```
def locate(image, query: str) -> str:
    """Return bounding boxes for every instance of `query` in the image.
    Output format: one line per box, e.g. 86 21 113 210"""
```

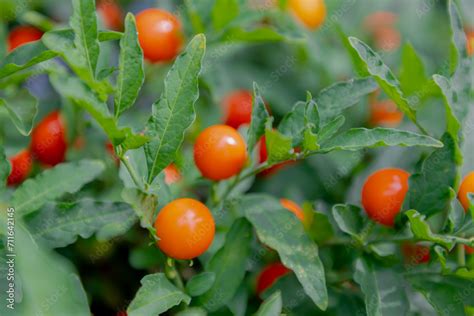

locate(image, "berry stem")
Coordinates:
166 258 185 290
456 243 466 266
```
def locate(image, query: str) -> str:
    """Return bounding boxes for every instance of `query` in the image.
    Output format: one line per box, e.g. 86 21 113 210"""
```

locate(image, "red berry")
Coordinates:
256 262 290 296
222 90 253 129
8 26 43 52
7 149 33 186
31 111 67 167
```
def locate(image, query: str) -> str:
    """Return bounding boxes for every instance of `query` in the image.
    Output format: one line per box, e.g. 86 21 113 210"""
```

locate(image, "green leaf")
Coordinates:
247 82 270 153
336 25 367 76
318 115 345 143
0 145 10 191
50 73 145 147
319 128 442 153
354 257 409 316
198 219 252 311
404 210 455 249
317 78 378 124
114 13 144 117
409 278 466 316
144 34 206 183
348 37 418 126
264 125 295 165
0 221 90 315
42 29 111 100
176 307 208 316
127 273 191 316
25 199 137 248
433 75 462 138
405 133 459 217
332 204 364 241
255 291 282 316
212 0 239 31
98 30 123 41
243 194 328 310
0 41 57 79
399 43 429 96
278 94 319 148
70 0 99 75
12 160 105 216
185 272 216 297
0 89 38 136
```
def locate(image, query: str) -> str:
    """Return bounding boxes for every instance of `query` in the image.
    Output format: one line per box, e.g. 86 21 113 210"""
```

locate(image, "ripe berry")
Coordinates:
256 262 290 296
164 164 181 184
369 100 403 127
7 149 33 186
136 8 183 62
222 90 253 129
154 198 215 260
401 243 430 265
361 168 410 226
458 171 474 211
96 0 123 31
280 198 305 222
31 111 67 166
7 26 43 52
288 0 326 30
194 125 247 180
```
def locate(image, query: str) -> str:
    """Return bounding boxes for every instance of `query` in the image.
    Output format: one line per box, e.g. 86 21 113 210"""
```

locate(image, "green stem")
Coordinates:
120 154 142 189
457 243 466 266
166 258 185 291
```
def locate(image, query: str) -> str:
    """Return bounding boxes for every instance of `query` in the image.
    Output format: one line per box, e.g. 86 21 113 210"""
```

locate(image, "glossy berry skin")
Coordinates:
256 263 290 296
361 168 410 227
280 198 305 222
7 149 33 186
136 8 183 62
194 125 247 180
97 0 123 31
31 111 67 167
288 0 326 30
401 243 430 265
164 164 181 184
8 26 43 52
458 172 474 211
222 90 253 129
154 198 215 260
369 100 403 127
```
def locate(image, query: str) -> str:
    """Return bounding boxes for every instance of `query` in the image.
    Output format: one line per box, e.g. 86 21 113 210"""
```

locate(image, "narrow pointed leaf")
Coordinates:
243 194 328 310
405 133 459 217
247 82 269 153
70 0 99 75
0 41 57 79
12 160 105 216
399 43 429 96
349 37 417 124
198 219 252 311
25 199 138 248
354 257 409 316
264 127 295 165
0 89 38 135
115 13 144 117
50 73 147 147
317 78 378 124
145 34 206 183
319 128 442 153
127 273 191 316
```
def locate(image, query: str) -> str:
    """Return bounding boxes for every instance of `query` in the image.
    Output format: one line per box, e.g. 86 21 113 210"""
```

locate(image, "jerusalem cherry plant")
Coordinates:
0 0 473 315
